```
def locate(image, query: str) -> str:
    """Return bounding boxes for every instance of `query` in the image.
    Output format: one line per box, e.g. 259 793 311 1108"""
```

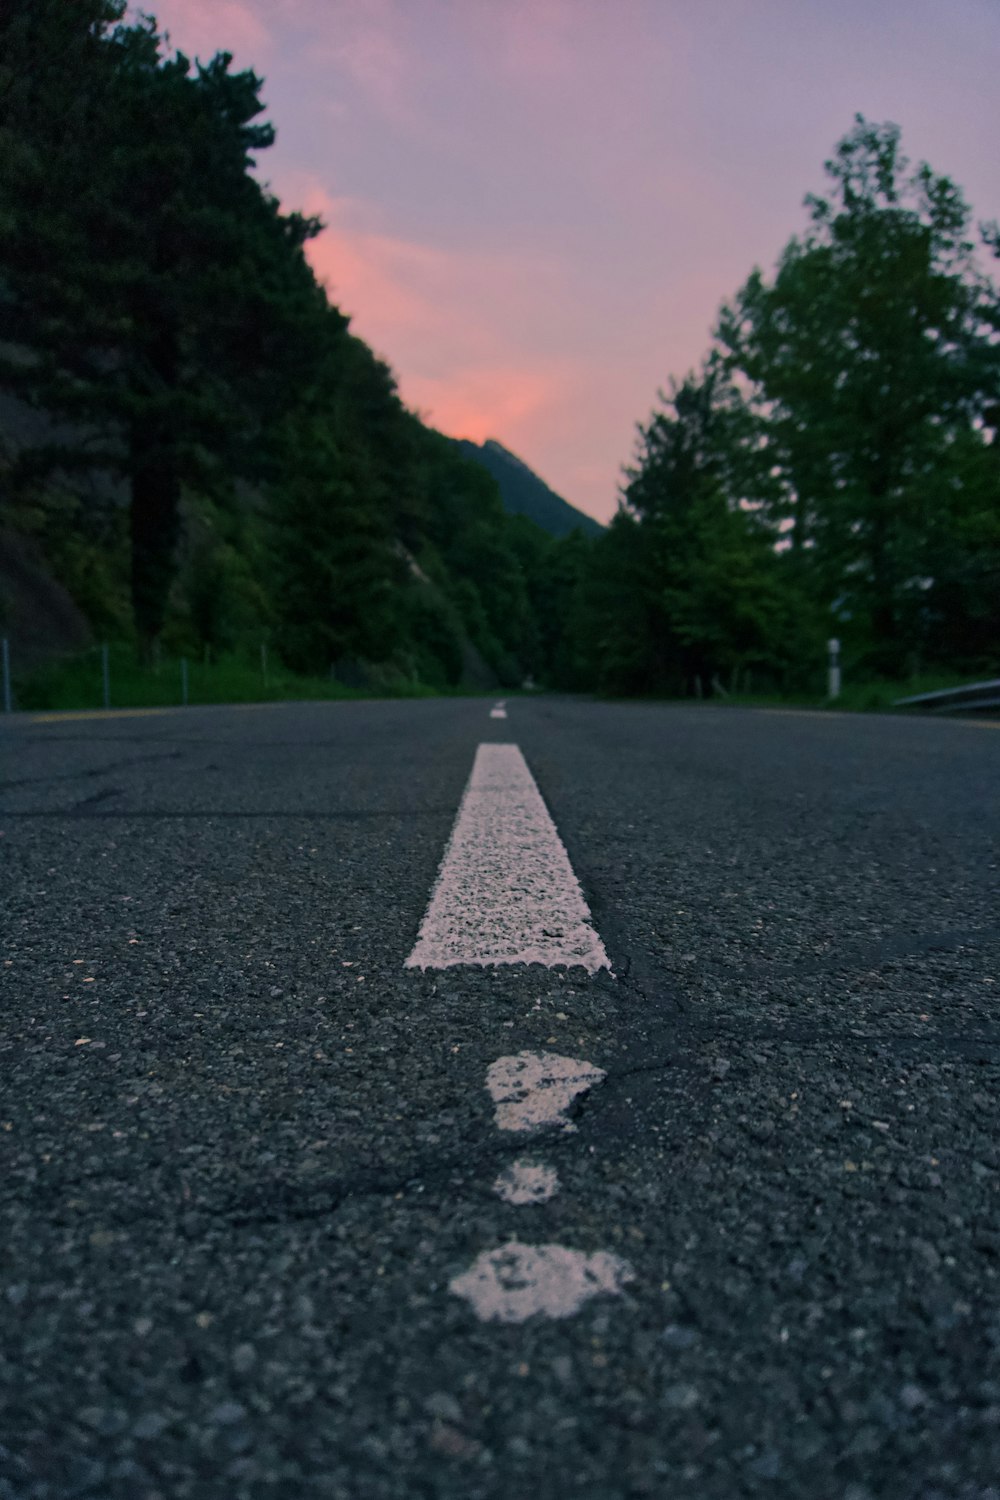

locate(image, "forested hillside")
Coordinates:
1 3 997 704
0 0 587 694
452 440 603 540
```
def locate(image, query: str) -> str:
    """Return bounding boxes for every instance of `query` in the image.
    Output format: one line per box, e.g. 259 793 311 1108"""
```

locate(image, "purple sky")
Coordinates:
149 0 1000 523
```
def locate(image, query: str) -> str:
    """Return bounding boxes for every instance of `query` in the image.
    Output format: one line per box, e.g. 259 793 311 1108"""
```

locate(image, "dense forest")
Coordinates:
0 0 588 694
1 2 998 700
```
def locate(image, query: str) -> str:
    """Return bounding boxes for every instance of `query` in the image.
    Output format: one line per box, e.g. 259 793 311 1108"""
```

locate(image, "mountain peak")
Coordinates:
453 439 603 540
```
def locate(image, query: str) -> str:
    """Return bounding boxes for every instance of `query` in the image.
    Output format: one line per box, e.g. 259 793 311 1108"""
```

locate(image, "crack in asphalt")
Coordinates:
5 1018 995 1235
0 750 182 791
609 1031 1000 1079
0 1089 605 1232
688 926 1000 983
68 786 122 812
601 927 998 1015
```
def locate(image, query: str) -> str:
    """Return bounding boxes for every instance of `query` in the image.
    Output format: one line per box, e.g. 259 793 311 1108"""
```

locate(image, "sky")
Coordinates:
148 0 1000 524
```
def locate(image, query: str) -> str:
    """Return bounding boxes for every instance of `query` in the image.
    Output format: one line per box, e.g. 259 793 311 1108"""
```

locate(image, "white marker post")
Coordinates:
827 638 841 701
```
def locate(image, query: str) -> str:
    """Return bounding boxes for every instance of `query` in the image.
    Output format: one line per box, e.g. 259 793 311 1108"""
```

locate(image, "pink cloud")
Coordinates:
296 185 615 503
149 0 272 63
302 198 436 342
406 363 581 445
327 5 415 121
294 185 652 520
298 183 567 365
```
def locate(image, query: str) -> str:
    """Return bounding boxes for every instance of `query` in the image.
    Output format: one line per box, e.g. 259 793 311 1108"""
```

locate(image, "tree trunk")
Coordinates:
869 502 901 675
130 423 180 662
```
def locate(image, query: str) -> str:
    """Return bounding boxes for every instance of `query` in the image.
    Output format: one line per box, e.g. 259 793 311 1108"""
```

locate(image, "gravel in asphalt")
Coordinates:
1 696 998 1499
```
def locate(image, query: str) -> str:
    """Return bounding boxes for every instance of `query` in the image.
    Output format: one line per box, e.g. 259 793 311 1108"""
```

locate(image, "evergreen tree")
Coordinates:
1 1 324 653
598 365 807 694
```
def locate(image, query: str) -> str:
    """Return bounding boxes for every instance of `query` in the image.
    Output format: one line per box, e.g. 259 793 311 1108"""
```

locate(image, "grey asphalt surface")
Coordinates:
1 695 999 1500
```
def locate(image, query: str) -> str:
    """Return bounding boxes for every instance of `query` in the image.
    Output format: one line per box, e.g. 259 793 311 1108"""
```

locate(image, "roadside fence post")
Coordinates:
181 657 189 706
827 638 841 700
2 638 11 713
101 643 110 709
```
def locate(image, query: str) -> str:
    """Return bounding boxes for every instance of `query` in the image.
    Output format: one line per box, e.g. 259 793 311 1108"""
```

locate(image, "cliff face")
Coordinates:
0 530 92 671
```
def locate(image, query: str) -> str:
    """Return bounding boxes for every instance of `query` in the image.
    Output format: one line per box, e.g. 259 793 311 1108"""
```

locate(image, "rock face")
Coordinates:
0 529 92 673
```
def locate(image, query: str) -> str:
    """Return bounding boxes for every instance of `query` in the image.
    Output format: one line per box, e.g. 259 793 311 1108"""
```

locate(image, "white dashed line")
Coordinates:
493 1160 560 1204
449 1242 632 1323
489 708 507 718
449 1052 629 1323
486 1051 606 1133
405 743 610 972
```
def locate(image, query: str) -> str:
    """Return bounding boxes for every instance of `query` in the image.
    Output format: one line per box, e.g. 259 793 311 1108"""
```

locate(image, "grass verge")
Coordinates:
11 645 465 712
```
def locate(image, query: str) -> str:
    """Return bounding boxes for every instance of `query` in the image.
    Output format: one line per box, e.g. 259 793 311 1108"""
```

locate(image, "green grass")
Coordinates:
597 668 994 715
13 647 991 716
723 669 993 713
12 645 466 713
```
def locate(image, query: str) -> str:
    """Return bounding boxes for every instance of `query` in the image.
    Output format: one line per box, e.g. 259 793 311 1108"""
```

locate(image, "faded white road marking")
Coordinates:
450 1242 632 1323
405 744 610 971
487 1051 605 1133
493 1159 559 1204
489 707 507 718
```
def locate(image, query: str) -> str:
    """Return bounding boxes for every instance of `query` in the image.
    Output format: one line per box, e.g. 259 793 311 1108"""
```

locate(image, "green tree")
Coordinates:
1 0 324 653
717 116 1000 673
599 365 806 695
266 374 405 675
0 0 596 695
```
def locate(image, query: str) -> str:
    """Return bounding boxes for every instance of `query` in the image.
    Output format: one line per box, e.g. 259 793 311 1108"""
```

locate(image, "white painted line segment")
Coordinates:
493 1160 560 1204
405 743 610 971
487 1051 606 1133
489 708 507 718
450 1242 633 1323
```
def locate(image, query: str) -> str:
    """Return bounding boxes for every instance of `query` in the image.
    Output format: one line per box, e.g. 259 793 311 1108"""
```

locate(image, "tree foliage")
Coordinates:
598 117 1000 695
5 15 996 704
0 0 578 687
715 117 1000 675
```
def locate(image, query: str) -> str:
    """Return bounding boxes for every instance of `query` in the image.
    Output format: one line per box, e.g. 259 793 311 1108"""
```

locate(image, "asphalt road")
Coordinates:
1 695 999 1500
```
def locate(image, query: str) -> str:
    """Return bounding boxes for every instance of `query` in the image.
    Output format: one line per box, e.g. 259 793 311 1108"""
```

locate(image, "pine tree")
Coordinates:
1 1 325 653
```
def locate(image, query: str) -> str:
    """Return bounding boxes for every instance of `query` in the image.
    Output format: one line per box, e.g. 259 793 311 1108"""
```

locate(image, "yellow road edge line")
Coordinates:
755 708 845 719
26 701 298 723
28 707 179 723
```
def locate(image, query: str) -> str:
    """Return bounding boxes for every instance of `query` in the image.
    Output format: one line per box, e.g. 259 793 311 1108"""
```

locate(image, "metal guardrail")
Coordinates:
894 679 1000 713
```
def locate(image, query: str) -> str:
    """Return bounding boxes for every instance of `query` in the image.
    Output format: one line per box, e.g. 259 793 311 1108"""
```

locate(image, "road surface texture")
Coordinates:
1 696 999 1499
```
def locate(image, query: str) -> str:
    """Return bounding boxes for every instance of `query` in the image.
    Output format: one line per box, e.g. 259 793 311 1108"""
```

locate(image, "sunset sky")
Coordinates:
147 0 999 523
